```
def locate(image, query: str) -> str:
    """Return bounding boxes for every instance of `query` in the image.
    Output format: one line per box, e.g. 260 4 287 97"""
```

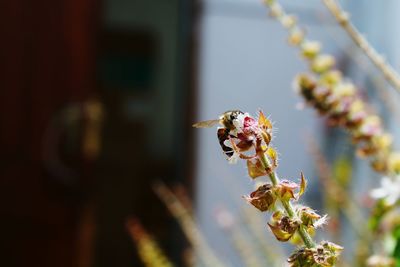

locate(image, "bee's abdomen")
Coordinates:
217 128 234 158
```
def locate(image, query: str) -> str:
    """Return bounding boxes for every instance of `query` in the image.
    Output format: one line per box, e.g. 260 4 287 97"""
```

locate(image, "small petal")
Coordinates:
298 172 307 198
258 110 273 130
266 147 278 168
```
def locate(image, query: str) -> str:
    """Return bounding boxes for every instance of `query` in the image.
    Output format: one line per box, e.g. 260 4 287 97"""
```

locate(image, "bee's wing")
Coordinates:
192 119 220 128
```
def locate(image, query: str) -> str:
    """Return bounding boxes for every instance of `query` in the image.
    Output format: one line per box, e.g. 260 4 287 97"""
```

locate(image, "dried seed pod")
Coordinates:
247 158 268 179
245 183 277 212
288 241 343 267
268 210 300 242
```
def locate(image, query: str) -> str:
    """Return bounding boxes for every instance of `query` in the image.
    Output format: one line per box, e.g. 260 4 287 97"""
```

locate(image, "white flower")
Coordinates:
232 112 248 134
367 255 394 267
228 151 240 164
314 214 329 228
370 176 400 205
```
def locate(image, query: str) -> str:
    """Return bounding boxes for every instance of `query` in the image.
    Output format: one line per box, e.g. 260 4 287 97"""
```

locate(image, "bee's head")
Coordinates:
220 110 244 130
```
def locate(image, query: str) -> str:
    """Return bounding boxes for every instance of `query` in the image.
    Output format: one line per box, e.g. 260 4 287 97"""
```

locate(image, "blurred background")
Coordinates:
1 0 400 266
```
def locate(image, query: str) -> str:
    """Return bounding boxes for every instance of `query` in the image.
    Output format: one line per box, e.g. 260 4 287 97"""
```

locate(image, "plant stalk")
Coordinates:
258 152 316 248
322 0 400 94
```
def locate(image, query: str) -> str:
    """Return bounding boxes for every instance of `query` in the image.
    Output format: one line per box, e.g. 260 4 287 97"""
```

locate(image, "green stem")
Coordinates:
258 152 316 248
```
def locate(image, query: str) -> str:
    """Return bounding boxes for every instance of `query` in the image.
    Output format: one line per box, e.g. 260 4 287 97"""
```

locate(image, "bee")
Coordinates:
193 110 244 158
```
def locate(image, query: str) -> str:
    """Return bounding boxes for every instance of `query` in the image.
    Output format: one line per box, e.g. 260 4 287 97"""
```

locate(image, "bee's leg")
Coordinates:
228 137 257 160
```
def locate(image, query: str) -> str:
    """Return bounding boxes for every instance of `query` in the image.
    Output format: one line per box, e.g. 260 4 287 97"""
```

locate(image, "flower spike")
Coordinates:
194 110 342 266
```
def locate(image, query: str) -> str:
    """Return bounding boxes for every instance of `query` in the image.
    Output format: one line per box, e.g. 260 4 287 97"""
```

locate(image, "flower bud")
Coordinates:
370 158 388 173
354 115 382 141
311 54 335 74
332 82 356 98
293 73 316 97
301 41 321 59
268 4 283 18
263 0 275 5
388 152 400 174
319 70 342 86
288 28 305 46
374 134 393 151
346 99 367 127
276 180 299 201
281 15 297 28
